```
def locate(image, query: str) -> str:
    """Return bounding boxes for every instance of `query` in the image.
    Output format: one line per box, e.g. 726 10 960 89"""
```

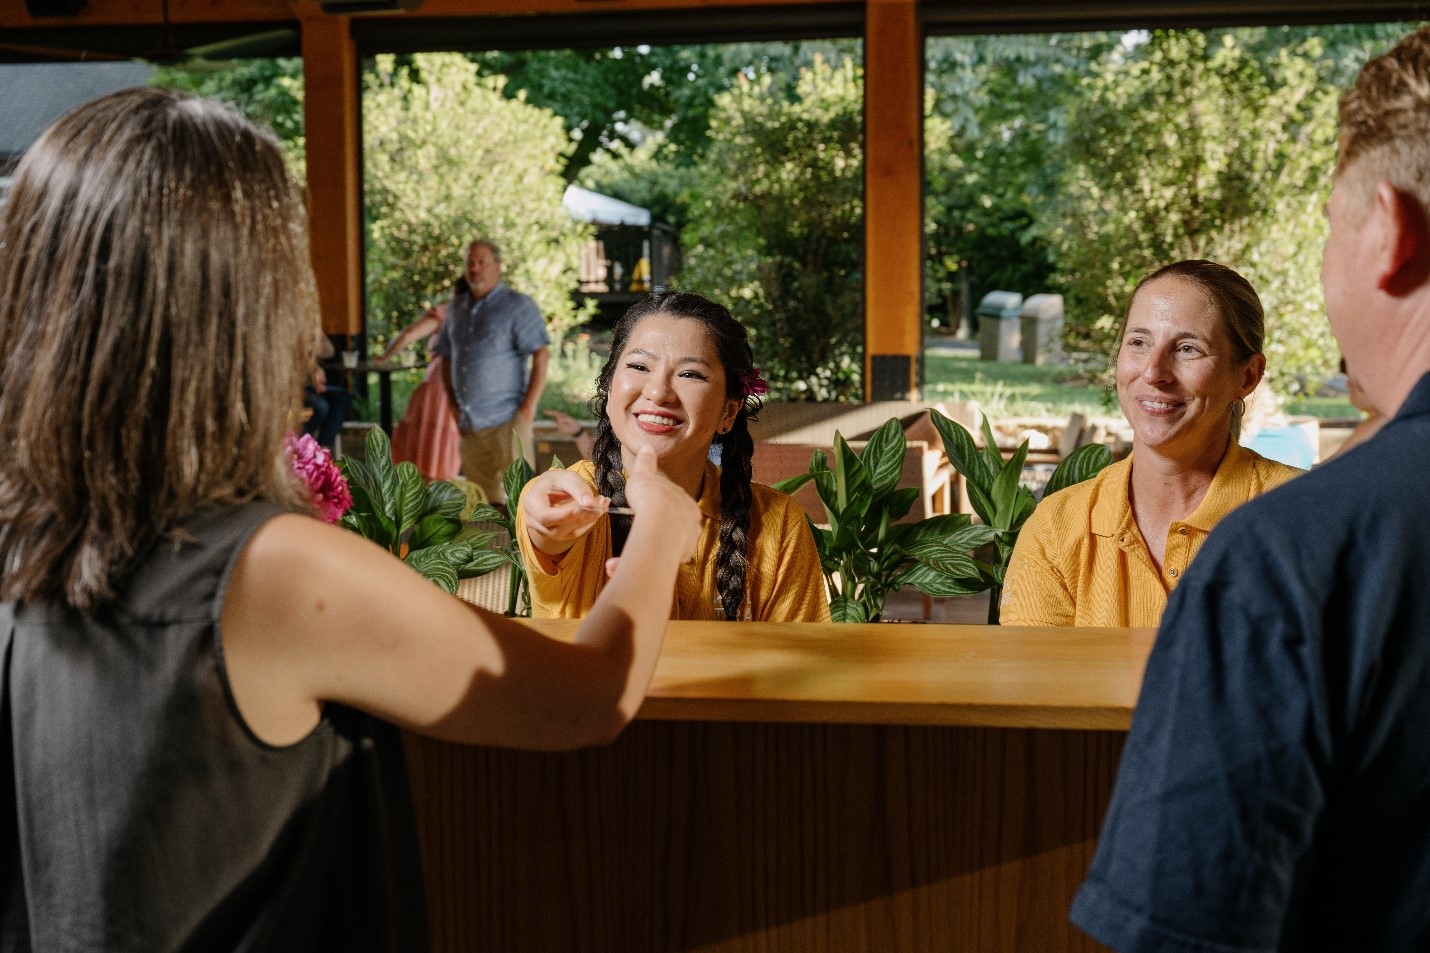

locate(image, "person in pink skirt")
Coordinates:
380 298 462 481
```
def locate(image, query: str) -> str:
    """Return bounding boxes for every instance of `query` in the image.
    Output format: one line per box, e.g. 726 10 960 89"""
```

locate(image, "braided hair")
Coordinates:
590 291 764 620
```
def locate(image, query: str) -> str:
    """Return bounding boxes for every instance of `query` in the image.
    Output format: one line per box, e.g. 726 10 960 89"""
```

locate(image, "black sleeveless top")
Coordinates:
0 503 427 952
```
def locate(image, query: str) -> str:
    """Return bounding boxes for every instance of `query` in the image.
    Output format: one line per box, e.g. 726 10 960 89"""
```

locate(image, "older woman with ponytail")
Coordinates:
519 292 830 622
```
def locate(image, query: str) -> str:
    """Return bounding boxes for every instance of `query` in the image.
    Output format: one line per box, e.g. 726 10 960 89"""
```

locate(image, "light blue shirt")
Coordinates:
431 283 549 432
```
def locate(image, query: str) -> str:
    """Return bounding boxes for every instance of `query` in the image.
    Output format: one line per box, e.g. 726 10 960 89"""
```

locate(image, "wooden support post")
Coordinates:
301 14 363 343
863 0 923 401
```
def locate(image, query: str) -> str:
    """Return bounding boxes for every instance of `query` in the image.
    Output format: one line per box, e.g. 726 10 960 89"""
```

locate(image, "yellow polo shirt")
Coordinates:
1000 443 1302 628
516 459 831 622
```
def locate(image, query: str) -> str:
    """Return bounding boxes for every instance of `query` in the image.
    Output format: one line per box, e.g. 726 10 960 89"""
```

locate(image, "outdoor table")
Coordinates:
403 620 1155 952
324 359 426 434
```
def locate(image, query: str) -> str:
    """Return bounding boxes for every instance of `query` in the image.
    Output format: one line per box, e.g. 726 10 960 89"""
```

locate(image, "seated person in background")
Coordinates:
518 291 831 622
302 361 352 455
380 302 461 481
0 87 701 948
1001 259 1302 627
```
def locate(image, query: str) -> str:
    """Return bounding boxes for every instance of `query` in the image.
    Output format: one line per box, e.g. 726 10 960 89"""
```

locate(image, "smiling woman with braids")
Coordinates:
518 292 830 622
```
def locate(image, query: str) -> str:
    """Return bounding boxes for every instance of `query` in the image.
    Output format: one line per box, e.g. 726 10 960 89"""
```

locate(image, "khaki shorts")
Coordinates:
458 415 534 504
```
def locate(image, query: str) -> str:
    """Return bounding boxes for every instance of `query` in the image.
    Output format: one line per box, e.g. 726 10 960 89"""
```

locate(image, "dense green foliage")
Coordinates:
1046 31 1341 393
924 33 1118 329
678 56 866 400
773 418 996 622
930 412 1112 623
339 428 506 593
363 54 591 351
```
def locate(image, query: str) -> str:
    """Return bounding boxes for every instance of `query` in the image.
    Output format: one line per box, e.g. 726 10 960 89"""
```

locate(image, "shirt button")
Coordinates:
1168 567 1179 578
1177 527 1188 536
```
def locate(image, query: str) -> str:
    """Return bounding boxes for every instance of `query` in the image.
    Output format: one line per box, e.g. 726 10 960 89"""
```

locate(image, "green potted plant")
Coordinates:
927 410 1113 623
463 447 540 617
337 427 508 595
773 417 997 622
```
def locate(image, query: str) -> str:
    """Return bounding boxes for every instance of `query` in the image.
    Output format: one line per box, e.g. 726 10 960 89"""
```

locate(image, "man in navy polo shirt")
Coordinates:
1072 28 1430 952
432 239 549 505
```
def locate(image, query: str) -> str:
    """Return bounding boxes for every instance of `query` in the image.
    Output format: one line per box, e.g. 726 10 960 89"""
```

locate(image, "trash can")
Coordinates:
976 291 1023 362
1019 293 1065 365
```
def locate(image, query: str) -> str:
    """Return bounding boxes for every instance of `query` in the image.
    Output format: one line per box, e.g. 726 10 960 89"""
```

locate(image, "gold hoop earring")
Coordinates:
1231 399 1246 416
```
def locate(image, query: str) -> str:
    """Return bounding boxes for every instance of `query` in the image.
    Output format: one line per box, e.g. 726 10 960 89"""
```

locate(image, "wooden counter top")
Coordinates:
519 619 1156 731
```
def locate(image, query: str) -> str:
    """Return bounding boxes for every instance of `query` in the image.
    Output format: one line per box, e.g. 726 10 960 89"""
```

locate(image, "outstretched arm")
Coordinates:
221 445 698 752
378 306 443 362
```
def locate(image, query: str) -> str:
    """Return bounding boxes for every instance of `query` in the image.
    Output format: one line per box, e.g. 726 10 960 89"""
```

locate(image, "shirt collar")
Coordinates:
1089 440 1260 536
1090 455 1133 538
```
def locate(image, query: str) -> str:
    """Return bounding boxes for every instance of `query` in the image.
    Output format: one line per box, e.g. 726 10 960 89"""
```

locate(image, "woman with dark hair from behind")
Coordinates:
0 87 701 950
517 291 831 622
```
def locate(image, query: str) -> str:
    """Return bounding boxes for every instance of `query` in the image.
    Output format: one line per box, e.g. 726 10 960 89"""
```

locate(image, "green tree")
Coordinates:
680 55 873 400
1046 31 1344 394
362 53 592 353
924 33 1117 328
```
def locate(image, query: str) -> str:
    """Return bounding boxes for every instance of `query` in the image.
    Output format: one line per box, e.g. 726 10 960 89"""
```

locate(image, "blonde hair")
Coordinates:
0 87 318 609
1336 27 1430 215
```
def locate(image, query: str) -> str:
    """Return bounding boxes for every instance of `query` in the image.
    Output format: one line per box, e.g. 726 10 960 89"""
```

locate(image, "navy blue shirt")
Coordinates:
1072 372 1430 953
430 283 548 432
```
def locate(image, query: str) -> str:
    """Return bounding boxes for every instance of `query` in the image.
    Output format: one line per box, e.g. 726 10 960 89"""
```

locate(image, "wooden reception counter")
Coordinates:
403 621 1157 953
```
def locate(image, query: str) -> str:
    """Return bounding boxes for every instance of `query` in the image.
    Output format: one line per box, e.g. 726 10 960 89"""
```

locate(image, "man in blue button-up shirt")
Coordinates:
432 239 550 505
1072 27 1430 953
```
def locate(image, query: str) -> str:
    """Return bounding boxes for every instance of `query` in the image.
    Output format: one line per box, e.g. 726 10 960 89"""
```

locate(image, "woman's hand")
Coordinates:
621 445 701 563
523 468 611 555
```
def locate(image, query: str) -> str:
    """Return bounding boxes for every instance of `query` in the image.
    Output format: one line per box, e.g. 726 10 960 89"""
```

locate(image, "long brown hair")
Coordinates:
0 87 317 610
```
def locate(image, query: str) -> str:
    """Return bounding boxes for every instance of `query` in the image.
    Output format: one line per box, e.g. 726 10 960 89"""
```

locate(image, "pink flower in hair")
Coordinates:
285 433 352 524
740 368 769 398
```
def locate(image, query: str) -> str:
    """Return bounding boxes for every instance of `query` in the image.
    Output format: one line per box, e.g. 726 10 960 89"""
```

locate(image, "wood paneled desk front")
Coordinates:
404 621 1156 952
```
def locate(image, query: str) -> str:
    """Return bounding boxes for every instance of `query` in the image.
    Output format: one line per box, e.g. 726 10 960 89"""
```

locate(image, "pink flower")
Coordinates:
285 433 353 524
740 368 770 398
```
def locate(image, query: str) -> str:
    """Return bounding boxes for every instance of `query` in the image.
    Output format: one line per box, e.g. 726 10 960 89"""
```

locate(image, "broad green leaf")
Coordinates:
338 457 383 521
351 511 395 550
460 549 509 577
403 546 460 593
394 462 425 537
908 545 982 581
501 445 535 517
424 480 468 521
454 527 501 550
408 513 461 550
829 595 869 623
898 563 986 598
859 417 907 495
1044 443 1114 498
832 432 861 511
991 441 1031 531
978 415 1006 482
772 472 817 495
466 503 507 526
549 455 565 470
898 513 974 549
930 410 995 490
364 427 400 521
882 486 920 523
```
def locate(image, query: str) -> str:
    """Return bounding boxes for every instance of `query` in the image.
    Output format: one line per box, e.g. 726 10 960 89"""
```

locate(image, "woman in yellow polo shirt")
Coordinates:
1001 260 1302 627
517 291 830 622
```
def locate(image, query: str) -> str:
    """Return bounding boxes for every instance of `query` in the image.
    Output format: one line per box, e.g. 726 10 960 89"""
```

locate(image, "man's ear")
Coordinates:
1374 182 1430 294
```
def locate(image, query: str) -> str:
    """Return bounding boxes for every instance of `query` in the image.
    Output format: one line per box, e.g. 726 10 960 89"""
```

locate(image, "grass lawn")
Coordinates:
924 348 1361 421
922 349 1112 418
